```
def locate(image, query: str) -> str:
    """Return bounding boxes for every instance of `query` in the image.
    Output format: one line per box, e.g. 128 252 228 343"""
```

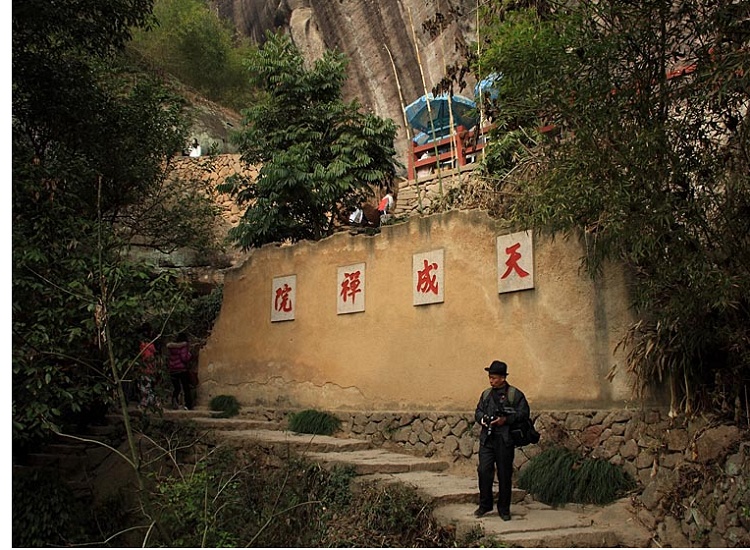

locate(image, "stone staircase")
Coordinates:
164 407 653 547
13 422 128 502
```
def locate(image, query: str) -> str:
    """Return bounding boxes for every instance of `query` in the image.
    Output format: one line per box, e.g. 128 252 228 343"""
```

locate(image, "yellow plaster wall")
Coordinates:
199 210 638 411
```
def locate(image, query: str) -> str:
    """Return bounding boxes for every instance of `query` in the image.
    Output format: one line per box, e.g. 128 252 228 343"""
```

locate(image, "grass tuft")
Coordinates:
209 395 240 418
288 409 341 435
517 447 635 506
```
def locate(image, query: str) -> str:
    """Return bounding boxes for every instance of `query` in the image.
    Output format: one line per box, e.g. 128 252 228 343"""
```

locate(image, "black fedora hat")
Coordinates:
485 360 508 376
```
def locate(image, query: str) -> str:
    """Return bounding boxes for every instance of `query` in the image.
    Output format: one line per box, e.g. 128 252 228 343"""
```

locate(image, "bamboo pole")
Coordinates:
476 0 487 162
385 43 424 214
437 0 457 197
385 44 412 145
404 1 445 196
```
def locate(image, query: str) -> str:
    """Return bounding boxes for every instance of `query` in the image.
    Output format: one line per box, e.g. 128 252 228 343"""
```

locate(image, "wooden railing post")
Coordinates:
456 125 466 167
408 139 416 180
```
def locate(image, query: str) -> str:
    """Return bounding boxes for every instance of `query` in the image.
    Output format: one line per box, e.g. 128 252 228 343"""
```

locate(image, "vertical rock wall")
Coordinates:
213 0 480 163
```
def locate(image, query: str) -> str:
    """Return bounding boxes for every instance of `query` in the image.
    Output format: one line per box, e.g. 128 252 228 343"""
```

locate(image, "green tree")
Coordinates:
220 33 399 249
128 0 257 110
479 1 750 415
12 0 220 452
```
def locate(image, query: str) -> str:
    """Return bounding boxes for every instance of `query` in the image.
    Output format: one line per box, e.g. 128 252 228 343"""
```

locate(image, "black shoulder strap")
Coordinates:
507 386 518 406
481 387 492 404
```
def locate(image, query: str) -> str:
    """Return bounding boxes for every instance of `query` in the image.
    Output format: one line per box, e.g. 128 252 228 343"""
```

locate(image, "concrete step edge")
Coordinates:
306 450 451 476
209 429 372 454
496 525 620 547
352 472 527 507
23 453 84 470
188 418 283 429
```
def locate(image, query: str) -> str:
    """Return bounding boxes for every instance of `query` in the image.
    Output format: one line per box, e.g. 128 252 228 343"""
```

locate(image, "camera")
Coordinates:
482 414 497 436
484 407 516 437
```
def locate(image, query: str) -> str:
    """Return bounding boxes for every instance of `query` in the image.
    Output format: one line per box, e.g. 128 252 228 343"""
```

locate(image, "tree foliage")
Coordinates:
12 0 221 450
219 33 399 249
13 469 88 547
478 0 750 414
128 0 258 110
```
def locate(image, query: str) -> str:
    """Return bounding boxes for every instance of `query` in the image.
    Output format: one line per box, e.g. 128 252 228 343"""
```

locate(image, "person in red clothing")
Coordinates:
377 188 394 217
167 332 193 410
137 325 160 410
376 188 395 226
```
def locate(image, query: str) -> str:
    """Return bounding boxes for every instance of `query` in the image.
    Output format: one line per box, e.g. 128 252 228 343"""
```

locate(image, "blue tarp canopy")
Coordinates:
405 93 478 139
474 72 502 100
412 131 430 145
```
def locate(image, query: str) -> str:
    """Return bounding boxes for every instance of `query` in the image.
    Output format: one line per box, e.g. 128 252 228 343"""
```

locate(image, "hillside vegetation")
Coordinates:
128 0 258 111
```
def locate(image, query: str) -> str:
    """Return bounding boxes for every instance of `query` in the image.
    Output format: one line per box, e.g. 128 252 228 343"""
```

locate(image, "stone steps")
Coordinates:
186 417 283 431
162 407 651 547
355 471 527 506
43 442 93 456
214 428 372 453
433 502 619 546
161 408 286 427
54 428 119 445
23 452 84 472
15 417 130 502
24 440 117 471
307 448 450 475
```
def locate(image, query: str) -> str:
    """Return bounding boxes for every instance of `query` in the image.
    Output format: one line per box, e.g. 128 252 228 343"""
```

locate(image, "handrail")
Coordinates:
408 124 493 180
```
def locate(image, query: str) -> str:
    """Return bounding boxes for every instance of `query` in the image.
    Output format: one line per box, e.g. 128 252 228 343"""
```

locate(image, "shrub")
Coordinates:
128 0 258 110
190 285 223 344
209 395 240 418
287 409 341 435
321 480 452 547
316 464 356 510
517 447 636 506
12 469 86 547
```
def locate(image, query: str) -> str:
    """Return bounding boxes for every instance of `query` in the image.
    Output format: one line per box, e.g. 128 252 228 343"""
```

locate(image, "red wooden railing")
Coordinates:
407 125 493 180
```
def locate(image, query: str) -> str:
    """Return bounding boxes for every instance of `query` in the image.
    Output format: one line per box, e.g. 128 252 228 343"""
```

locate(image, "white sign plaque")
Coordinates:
337 263 366 314
413 249 444 306
271 275 296 322
497 231 534 293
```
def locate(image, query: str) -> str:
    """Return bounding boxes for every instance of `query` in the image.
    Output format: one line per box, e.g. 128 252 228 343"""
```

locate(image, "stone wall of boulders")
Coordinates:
631 418 749 548
241 406 749 548
170 153 257 230
171 154 480 232
392 168 472 218
339 411 478 460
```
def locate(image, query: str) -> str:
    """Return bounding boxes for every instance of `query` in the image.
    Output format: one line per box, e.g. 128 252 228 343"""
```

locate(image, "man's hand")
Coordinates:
491 416 507 426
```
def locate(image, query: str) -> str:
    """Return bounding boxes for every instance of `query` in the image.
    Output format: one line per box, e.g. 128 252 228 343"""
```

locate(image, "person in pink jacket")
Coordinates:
167 333 193 410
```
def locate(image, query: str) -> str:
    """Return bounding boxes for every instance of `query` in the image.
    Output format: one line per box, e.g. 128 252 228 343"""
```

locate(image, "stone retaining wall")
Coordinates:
171 154 483 240
241 405 749 547
332 408 673 479
170 154 256 229
393 168 471 217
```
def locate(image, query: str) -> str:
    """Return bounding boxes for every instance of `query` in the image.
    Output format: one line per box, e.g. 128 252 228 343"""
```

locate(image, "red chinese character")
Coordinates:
340 270 362 303
501 242 530 279
416 259 439 294
274 283 293 312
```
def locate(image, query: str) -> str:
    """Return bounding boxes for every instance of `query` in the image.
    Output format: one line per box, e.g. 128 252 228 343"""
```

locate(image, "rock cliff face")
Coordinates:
213 0 479 160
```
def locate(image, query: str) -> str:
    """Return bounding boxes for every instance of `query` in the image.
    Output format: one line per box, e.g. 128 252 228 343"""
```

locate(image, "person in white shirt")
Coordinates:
349 208 364 225
188 138 201 158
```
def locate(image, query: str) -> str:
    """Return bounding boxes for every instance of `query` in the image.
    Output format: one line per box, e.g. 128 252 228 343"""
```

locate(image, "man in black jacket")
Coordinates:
474 360 530 520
